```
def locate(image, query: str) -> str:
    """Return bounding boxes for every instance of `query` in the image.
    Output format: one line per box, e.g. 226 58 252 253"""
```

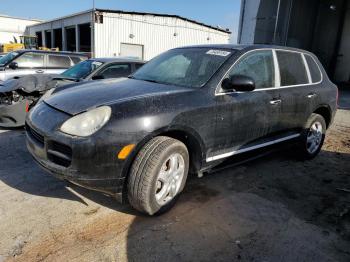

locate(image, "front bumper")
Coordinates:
0 99 28 127
25 103 130 200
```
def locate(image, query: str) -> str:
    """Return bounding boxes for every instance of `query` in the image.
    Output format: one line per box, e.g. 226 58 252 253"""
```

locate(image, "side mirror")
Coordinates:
91 75 104 80
221 75 255 92
9 62 18 70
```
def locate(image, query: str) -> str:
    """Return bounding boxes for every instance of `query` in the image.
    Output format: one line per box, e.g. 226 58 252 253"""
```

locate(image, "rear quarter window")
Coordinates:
47 55 71 68
305 54 322 83
276 51 308 86
70 56 85 64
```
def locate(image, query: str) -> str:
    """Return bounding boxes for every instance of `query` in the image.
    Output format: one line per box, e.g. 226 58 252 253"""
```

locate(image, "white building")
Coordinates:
0 15 41 44
27 9 231 60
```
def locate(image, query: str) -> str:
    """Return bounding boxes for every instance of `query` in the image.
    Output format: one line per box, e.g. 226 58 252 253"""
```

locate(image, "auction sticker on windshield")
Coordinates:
206 50 231 57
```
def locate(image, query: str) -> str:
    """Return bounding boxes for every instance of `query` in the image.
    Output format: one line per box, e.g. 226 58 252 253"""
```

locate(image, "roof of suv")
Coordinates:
14 49 88 56
178 44 311 54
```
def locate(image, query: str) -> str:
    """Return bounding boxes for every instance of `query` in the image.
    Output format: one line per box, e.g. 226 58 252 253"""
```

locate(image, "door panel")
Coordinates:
211 49 282 159
213 89 281 157
6 52 46 79
275 51 312 131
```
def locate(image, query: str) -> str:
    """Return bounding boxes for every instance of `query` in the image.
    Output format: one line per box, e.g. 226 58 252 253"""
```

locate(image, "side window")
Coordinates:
14 53 45 68
135 63 144 70
305 54 322 83
276 51 308 86
97 64 131 79
228 50 275 89
47 55 71 68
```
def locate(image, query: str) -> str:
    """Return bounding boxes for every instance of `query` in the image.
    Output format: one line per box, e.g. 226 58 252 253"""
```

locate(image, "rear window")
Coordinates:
97 64 131 78
276 51 308 86
305 54 322 83
48 55 71 68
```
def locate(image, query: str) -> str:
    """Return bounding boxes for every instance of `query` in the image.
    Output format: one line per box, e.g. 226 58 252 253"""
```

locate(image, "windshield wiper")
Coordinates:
140 78 161 84
128 76 160 83
53 76 79 82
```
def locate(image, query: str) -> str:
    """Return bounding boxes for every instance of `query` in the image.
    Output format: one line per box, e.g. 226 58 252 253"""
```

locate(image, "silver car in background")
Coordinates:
0 57 144 127
0 50 88 83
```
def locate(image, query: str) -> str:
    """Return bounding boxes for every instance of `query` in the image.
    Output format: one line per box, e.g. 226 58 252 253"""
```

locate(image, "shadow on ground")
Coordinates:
1 113 349 261
0 129 134 213
123 149 350 261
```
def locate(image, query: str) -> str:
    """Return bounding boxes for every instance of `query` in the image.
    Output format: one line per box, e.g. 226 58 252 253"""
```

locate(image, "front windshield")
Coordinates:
0 52 19 66
61 60 104 79
132 48 234 88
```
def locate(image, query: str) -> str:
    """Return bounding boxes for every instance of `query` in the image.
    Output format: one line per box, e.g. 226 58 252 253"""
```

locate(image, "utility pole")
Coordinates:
91 0 95 57
273 0 281 44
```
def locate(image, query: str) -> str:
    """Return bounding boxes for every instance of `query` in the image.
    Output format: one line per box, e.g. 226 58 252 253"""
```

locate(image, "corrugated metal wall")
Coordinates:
94 12 230 60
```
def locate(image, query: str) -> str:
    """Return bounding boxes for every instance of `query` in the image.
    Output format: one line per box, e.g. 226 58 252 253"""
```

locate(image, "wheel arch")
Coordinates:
120 126 206 201
313 105 332 128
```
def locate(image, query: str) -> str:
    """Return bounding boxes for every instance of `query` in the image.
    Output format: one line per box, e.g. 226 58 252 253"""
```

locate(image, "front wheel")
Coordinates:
127 136 189 215
297 113 326 160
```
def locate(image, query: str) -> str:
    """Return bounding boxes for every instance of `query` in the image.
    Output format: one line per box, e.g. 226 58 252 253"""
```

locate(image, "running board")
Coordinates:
206 133 301 162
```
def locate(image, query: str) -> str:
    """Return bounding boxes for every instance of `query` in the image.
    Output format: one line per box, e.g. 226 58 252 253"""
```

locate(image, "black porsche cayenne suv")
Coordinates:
26 45 338 215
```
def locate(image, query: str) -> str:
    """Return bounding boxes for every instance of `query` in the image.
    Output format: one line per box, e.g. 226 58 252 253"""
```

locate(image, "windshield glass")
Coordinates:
61 60 104 79
132 48 233 88
0 52 19 66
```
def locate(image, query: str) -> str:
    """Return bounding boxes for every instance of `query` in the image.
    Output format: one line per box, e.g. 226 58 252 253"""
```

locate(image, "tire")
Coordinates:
297 113 326 160
127 136 189 215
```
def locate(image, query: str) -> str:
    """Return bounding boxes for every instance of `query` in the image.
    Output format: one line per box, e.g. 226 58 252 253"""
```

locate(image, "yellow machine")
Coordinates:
38 47 60 51
0 43 24 53
0 35 39 53
20 35 38 49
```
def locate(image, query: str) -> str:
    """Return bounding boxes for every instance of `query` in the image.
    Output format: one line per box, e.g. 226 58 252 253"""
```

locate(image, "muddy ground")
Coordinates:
0 90 349 262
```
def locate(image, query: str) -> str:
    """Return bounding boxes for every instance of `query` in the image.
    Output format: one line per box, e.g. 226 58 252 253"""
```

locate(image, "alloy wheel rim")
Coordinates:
155 153 185 206
306 121 323 154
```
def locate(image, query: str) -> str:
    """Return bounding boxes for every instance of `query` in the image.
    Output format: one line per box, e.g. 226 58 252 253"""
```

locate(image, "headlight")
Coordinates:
60 106 112 137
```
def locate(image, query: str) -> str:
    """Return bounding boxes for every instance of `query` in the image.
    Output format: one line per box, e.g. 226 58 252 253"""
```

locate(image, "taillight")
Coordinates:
25 101 29 112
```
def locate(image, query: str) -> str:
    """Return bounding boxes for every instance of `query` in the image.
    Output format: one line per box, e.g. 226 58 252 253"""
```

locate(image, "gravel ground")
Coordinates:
0 91 349 262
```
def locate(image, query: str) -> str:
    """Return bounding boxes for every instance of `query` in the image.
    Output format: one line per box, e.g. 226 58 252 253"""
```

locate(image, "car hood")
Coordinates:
0 74 61 93
44 78 193 115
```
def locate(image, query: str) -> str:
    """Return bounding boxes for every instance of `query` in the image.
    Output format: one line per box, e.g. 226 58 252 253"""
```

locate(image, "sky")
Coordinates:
1 0 241 43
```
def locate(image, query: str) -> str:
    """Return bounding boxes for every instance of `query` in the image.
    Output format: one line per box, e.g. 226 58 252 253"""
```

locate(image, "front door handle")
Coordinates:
36 70 44 73
307 93 317 98
270 99 282 105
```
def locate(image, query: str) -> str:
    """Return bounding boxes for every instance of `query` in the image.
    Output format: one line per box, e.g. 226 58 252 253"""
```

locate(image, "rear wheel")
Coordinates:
297 113 326 160
127 136 189 215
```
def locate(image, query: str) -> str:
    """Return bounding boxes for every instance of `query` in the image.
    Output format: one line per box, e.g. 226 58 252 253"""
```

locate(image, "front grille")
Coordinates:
47 141 72 167
26 124 44 146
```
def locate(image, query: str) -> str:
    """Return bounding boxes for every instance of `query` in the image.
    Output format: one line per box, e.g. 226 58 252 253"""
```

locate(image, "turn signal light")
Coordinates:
118 144 135 159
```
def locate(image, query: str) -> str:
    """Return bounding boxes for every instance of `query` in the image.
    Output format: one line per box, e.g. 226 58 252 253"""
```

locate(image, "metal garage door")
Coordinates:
120 43 144 60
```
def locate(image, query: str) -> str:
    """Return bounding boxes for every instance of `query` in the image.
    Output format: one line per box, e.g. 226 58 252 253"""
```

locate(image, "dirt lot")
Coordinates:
0 91 349 262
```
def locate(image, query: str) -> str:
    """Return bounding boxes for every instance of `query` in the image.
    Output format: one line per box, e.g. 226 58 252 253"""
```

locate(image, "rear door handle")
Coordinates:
270 99 282 105
307 93 317 98
36 70 44 73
